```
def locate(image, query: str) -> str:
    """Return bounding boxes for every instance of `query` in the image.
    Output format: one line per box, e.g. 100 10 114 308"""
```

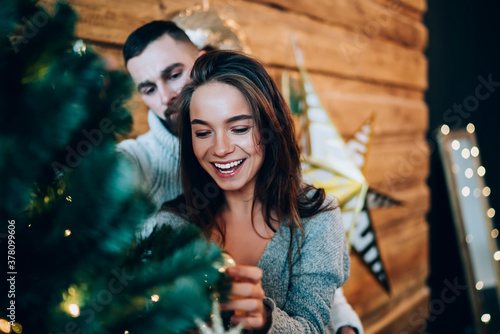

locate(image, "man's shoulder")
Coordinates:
116 130 156 157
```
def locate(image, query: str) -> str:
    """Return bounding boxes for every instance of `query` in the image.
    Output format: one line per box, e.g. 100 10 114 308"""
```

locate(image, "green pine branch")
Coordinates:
1 1 230 333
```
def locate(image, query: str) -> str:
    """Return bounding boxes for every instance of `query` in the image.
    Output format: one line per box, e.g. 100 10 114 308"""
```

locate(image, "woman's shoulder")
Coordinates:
303 194 343 234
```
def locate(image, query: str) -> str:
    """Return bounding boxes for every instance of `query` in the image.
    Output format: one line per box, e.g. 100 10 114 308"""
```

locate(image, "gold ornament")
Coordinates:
168 5 249 53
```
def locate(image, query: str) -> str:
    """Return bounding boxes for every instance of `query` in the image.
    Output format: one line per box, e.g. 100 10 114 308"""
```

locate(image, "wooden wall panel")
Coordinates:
244 0 427 49
70 0 427 89
68 0 430 332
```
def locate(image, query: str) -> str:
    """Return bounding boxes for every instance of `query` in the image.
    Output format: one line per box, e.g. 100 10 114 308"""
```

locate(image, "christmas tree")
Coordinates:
0 1 228 333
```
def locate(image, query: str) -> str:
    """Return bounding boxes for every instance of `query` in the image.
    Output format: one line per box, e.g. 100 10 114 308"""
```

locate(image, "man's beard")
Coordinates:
162 107 180 137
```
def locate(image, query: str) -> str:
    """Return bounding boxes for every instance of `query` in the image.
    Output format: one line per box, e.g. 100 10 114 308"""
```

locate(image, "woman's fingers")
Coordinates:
220 265 270 330
227 265 263 283
231 313 266 330
230 282 265 299
220 297 263 313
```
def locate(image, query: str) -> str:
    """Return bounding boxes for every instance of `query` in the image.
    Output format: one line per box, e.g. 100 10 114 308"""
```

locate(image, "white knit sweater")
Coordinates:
117 110 182 209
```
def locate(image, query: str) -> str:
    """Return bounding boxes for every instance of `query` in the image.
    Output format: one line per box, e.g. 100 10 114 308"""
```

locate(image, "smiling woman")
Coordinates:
155 50 350 332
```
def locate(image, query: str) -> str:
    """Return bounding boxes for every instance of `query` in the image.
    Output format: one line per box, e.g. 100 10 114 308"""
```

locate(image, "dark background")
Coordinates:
425 0 500 332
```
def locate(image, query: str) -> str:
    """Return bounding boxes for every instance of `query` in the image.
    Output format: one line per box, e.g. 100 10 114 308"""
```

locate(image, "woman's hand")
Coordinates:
220 265 271 331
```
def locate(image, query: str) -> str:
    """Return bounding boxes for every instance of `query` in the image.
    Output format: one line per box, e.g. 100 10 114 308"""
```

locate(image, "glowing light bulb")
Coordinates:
492 229 499 239
483 187 491 197
69 304 80 317
11 322 22 334
66 196 72 202
466 123 475 133
461 148 470 159
471 146 479 157
476 281 484 290
452 140 460 150
0 319 11 334
487 208 495 218
462 187 470 197
465 168 473 178
441 124 450 135
65 229 71 237
465 234 473 243
478 166 486 176
481 314 491 323
151 294 160 302
494 251 500 261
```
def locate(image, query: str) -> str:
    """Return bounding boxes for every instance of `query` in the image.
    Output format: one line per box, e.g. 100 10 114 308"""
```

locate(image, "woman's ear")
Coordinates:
197 50 207 58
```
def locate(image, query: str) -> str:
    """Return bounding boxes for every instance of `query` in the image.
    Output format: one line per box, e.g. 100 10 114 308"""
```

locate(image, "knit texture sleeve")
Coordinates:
116 138 152 192
330 288 363 334
266 206 350 334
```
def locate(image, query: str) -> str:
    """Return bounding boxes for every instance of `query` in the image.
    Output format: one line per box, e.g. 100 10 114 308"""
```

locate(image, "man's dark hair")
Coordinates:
123 21 194 66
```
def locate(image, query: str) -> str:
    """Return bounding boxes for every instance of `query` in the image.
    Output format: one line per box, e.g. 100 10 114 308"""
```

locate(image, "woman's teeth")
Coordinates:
214 160 243 173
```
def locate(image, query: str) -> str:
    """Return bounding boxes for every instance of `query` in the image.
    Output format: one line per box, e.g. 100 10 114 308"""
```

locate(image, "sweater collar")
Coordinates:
148 110 179 152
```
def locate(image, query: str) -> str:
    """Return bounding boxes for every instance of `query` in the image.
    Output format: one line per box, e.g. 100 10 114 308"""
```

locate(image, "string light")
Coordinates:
476 281 484 290
494 251 500 261
151 294 160 302
477 166 486 176
481 314 491 323
441 124 450 135
465 168 473 178
44 196 50 204
483 187 491 197
487 208 495 218
462 187 470 197
65 229 71 237
492 229 499 239
465 234 473 244
452 140 460 150
68 304 80 317
66 196 72 202
11 322 22 334
473 188 481 198
466 123 475 133
461 148 470 159
471 146 479 157
0 319 11 333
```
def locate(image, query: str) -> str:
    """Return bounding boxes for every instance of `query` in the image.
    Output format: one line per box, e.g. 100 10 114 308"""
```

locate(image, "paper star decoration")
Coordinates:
287 36 399 292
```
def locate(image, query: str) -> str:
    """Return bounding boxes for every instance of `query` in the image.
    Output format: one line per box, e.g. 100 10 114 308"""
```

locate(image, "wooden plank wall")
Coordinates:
66 0 430 332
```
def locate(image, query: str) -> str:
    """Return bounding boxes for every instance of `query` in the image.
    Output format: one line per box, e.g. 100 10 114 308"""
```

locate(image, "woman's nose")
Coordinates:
213 133 234 156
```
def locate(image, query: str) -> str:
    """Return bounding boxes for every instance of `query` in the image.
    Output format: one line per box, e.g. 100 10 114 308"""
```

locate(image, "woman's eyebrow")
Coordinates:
191 114 253 125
